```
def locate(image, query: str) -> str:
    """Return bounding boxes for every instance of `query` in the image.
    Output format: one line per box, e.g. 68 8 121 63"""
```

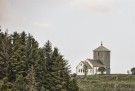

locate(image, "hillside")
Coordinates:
77 74 135 91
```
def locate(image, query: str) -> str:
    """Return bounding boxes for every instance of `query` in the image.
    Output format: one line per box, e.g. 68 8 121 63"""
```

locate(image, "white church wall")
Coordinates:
85 60 95 75
93 67 100 74
77 61 108 75
76 62 85 75
76 60 96 75
87 69 94 75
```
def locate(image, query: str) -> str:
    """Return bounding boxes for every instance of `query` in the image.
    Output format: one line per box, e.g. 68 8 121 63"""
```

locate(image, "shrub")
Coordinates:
131 67 135 75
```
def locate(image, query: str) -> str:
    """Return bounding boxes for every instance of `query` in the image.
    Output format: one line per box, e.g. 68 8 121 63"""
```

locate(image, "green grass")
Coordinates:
77 74 135 91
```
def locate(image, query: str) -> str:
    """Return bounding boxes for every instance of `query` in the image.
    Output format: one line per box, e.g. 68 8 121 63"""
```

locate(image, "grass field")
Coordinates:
77 74 135 91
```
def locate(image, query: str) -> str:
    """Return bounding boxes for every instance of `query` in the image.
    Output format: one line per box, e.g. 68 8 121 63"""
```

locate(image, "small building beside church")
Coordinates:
76 43 111 75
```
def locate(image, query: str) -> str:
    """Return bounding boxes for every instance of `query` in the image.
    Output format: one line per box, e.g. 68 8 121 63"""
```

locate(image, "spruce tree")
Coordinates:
51 47 66 91
68 77 79 91
10 32 26 81
26 33 39 68
34 48 46 90
42 40 53 90
0 29 79 91
0 30 12 80
25 65 37 91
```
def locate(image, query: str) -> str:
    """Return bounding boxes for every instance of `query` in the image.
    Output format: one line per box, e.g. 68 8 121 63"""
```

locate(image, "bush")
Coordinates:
131 67 135 75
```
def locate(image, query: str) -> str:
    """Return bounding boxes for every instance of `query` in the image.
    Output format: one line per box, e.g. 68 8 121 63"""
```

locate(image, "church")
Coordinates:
76 43 111 75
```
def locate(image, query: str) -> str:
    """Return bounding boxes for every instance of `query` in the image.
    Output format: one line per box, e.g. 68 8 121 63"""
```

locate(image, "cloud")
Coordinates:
70 0 113 12
0 0 13 22
32 21 49 29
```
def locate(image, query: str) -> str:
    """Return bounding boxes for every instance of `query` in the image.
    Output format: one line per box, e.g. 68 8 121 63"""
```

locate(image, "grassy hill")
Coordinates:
77 74 135 91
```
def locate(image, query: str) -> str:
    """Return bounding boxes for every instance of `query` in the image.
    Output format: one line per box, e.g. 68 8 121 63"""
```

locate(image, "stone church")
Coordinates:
76 43 110 75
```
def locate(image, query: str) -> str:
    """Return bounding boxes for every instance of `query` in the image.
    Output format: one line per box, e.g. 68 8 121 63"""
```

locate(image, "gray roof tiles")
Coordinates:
94 45 110 52
81 61 92 69
87 59 104 67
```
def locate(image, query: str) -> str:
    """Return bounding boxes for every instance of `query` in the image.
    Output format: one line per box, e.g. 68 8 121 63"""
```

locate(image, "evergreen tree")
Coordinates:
38 41 72 91
25 65 37 91
12 74 27 91
26 33 39 68
42 41 53 90
0 77 12 91
0 30 12 80
0 29 79 91
10 32 26 81
68 78 79 91
10 32 39 81
34 48 46 90
51 47 68 91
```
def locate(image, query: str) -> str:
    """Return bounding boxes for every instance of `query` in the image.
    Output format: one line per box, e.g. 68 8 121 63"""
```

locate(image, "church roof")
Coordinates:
81 61 92 69
94 45 110 52
87 59 104 67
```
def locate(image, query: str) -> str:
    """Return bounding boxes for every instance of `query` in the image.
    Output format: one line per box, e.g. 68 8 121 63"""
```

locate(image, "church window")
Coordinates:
79 69 80 72
81 69 82 72
98 52 99 56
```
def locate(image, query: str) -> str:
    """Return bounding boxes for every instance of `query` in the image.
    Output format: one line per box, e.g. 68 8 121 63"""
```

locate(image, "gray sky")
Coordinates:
0 0 135 74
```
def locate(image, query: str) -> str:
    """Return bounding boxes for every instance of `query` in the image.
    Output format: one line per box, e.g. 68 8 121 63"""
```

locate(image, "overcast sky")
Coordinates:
0 0 135 74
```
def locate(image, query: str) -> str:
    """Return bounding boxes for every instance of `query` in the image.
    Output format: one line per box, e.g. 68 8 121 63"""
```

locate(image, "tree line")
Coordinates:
0 29 78 91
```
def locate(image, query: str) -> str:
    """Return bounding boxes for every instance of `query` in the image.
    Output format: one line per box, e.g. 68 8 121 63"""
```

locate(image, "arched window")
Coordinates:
81 69 82 72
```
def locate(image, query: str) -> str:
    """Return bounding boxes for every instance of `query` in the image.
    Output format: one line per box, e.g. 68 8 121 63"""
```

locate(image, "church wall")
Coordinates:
87 69 93 75
76 61 94 75
76 62 85 75
104 52 110 74
93 51 110 74
93 67 98 74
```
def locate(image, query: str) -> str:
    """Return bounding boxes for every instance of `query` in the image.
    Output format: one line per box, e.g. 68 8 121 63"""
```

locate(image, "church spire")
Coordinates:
101 41 103 46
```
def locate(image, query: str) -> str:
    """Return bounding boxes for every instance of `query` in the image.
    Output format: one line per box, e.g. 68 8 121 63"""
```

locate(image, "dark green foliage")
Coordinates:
98 67 106 75
68 78 79 91
38 42 73 91
0 30 12 80
12 74 27 91
10 32 27 79
0 29 78 91
0 77 12 91
131 67 135 75
25 65 37 91
71 73 77 78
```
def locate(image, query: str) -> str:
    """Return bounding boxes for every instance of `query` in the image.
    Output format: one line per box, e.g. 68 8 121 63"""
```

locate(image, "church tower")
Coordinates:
93 42 110 74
